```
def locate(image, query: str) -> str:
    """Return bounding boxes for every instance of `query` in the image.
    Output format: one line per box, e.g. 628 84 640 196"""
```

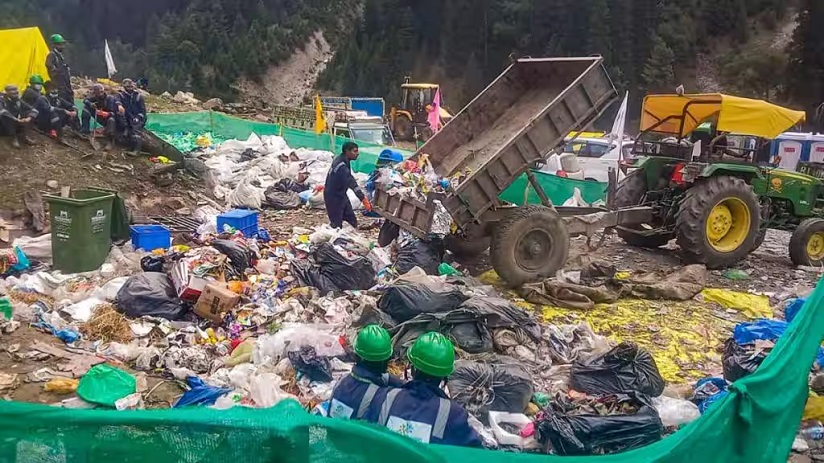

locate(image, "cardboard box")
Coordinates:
170 260 212 302
194 283 240 323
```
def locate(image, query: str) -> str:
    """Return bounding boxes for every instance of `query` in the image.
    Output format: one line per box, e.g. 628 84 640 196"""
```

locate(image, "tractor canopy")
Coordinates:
640 93 806 140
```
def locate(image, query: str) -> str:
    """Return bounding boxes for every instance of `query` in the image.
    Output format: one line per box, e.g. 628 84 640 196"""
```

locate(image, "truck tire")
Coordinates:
445 233 490 259
614 169 672 248
676 175 760 269
394 115 414 141
490 205 569 287
789 218 824 267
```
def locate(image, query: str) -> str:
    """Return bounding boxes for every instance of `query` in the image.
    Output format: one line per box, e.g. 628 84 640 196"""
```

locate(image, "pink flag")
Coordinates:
428 89 441 133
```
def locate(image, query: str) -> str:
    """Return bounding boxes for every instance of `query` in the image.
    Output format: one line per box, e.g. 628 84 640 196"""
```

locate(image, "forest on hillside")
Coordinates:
1 0 823 121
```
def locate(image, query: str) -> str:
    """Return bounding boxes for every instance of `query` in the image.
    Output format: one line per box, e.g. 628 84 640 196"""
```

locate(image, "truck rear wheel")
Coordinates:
676 175 760 268
789 218 824 267
490 205 569 287
615 169 672 248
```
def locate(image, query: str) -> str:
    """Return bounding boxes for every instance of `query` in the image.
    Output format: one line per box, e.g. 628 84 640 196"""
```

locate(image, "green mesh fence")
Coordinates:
0 276 821 462
144 111 607 206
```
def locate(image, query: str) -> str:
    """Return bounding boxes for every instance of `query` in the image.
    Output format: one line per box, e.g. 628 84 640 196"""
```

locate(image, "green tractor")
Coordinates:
616 93 824 268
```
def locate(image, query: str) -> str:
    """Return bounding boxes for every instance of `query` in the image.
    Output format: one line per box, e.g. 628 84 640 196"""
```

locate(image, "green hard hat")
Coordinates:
354 325 393 362
30 74 45 85
407 332 455 378
50 34 66 44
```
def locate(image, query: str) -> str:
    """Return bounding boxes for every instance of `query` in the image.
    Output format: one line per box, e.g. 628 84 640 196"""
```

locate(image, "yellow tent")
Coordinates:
0 27 50 92
640 93 806 140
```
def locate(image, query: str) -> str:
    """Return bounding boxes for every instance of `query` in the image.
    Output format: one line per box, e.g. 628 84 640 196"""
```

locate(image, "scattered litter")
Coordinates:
76 364 137 407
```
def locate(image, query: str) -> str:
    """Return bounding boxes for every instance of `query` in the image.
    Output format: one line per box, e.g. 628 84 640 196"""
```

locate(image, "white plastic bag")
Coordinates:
253 324 345 366
488 411 539 449
60 297 104 323
11 234 52 264
250 372 295 408
651 395 701 427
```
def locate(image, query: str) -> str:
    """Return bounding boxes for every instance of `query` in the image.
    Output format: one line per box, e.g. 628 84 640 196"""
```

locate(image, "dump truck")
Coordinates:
374 57 641 286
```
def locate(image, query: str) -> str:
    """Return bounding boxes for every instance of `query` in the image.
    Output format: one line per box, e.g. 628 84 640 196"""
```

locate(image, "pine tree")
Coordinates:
787 0 824 115
642 34 675 92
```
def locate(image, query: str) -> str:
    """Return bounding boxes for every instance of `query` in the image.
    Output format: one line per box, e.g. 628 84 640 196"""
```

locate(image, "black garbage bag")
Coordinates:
394 236 445 275
378 220 400 247
722 338 768 382
459 297 542 342
263 185 301 210
291 243 375 294
392 309 494 354
448 358 533 417
287 345 332 382
275 178 310 194
378 283 467 323
536 400 664 456
211 239 253 276
115 272 187 320
140 255 165 273
570 342 665 397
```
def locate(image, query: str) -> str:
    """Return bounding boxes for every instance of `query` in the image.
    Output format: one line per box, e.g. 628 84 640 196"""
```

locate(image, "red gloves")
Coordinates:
96 110 110 118
362 198 373 212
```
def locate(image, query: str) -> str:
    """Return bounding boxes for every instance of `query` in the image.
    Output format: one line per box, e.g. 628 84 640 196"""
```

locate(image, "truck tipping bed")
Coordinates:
375 57 617 235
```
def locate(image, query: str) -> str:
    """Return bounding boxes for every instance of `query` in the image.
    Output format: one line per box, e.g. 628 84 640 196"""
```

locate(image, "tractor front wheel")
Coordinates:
490 205 569 287
789 218 824 267
394 115 414 141
675 176 760 268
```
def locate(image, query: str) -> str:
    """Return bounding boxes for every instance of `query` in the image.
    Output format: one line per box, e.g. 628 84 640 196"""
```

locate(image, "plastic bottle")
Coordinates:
0 297 12 320
802 425 824 441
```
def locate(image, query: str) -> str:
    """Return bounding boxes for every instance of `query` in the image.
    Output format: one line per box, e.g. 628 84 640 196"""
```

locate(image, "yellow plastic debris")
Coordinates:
701 288 772 319
44 378 79 394
225 340 254 367
478 270 503 286
615 271 631 280
804 393 824 421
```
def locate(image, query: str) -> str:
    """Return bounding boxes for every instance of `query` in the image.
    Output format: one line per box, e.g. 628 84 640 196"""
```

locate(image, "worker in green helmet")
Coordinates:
366 332 482 447
328 325 404 420
45 33 74 102
22 74 64 139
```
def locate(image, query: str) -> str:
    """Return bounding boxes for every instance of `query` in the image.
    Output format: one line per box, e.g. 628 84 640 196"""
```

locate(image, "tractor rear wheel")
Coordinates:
675 176 760 268
789 218 824 267
489 205 569 287
394 115 414 141
614 169 673 248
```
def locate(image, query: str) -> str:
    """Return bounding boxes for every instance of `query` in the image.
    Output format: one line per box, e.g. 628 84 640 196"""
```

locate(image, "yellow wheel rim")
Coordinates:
705 197 751 253
807 232 824 261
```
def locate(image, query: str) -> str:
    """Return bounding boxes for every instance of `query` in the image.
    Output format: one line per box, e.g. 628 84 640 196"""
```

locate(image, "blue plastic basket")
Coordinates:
130 225 171 251
217 209 259 237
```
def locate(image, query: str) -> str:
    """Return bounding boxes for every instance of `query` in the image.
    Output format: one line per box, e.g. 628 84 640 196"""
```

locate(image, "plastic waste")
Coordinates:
140 255 165 273
115 272 186 320
0 297 12 320
212 239 253 276
700 288 771 318
249 372 295 408
532 392 550 409
536 398 664 456
287 346 333 382
54 327 81 344
174 376 232 408
378 283 467 323
60 297 104 323
225 340 254 367
785 297 806 324
253 324 346 366
291 243 376 294
651 395 701 427
44 378 79 394
691 377 729 414
722 338 768 382
438 263 461 276
570 342 665 397
733 319 787 345
488 411 540 449
802 425 824 441
721 269 750 280
77 364 137 407
394 237 445 275
804 395 824 421
0 247 30 276
449 359 533 417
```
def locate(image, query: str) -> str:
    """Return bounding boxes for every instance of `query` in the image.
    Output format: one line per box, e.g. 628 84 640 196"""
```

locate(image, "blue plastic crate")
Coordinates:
130 224 171 251
217 209 259 236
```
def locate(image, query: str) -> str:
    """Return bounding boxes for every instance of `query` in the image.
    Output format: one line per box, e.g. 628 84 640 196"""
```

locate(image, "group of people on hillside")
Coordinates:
329 325 482 447
0 33 147 151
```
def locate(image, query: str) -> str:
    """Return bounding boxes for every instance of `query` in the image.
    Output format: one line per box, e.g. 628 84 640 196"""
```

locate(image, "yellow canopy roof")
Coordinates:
640 93 806 139
0 27 50 92
402 83 440 89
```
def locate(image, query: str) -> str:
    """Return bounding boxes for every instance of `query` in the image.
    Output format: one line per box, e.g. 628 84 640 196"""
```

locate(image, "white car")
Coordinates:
538 137 632 182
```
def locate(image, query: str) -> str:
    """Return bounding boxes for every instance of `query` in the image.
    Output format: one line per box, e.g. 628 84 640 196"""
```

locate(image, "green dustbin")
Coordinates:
45 189 115 274
87 187 131 242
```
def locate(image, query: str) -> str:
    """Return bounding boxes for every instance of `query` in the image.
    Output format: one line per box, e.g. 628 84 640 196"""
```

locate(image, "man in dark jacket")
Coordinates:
22 74 63 138
365 332 482 448
329 325 403 420
45 34 73 103
46 83 79 132
324 142 372 228
0 85 37 148
119 78 147 153
81 83 125 150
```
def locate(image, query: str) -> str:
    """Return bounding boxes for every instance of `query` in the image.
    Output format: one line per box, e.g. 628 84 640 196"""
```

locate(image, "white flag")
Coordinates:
607 91 629 161
104 40 117 78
